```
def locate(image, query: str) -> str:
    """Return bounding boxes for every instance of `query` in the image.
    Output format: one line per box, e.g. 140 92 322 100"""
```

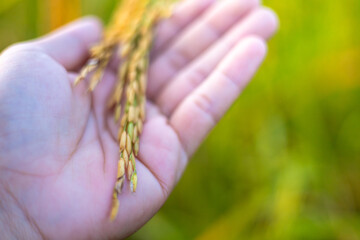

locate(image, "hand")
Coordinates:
0 0 278 239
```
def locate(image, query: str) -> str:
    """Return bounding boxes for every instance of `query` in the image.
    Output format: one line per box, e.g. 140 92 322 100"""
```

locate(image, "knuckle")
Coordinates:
193 92 218 124
186 66 209 88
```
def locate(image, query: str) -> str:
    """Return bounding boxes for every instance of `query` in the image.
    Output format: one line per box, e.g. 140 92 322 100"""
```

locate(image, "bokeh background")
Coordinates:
1 0 360 239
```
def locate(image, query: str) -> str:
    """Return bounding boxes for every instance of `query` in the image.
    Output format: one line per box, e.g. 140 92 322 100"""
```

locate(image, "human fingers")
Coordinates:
156 8 278 116
148 0 260 99
170 37 267 156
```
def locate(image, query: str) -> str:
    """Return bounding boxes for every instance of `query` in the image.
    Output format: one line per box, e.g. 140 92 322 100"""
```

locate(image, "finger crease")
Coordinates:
217 70 243 93
203 22 223 42
166 47 190 73
186 65 209 88
192 92 217 124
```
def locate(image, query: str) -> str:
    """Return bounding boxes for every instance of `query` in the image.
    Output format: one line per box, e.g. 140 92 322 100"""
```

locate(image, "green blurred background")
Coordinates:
1 0 360 239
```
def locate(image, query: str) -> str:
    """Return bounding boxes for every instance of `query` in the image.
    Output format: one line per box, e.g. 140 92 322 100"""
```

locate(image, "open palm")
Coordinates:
0 0 278 239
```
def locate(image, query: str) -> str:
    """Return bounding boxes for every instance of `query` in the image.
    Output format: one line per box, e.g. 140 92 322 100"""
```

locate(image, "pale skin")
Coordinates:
0 0 278 239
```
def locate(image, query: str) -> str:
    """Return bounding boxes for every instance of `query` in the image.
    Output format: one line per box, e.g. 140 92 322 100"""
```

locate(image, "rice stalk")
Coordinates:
74 0 173 221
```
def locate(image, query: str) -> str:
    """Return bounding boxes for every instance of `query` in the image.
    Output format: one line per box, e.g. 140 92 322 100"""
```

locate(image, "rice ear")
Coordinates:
75 0 174 222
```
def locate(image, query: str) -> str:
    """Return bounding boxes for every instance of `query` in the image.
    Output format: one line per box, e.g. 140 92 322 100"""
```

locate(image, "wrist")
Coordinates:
0 182 43 239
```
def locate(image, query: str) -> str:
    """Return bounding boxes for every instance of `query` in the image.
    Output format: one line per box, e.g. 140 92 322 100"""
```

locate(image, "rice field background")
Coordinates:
1 0 359 239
